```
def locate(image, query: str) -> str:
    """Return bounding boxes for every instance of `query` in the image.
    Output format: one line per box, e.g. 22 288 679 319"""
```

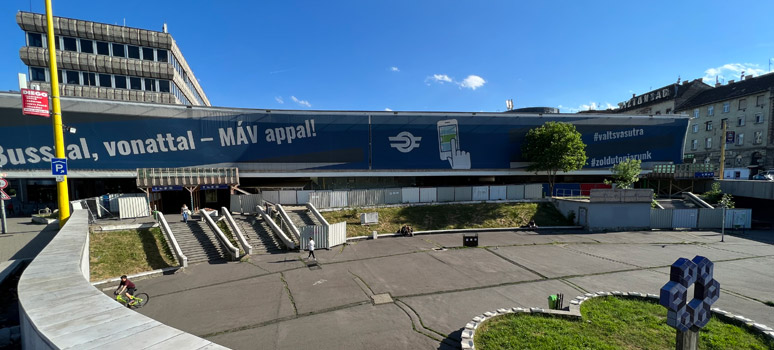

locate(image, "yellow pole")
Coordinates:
45 0 70 227
719 120 727 180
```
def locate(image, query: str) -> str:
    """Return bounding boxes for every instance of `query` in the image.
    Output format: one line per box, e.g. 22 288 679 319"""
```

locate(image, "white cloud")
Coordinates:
430 74 453 83
558 102 617 113
702 63 766 84
384 108 392 111
275 96 284 104
291 96 312 108
458 75 486 90
390 67 400 72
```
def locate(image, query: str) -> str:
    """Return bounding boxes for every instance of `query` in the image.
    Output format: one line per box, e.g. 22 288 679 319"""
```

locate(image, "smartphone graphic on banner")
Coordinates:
437 119 459 160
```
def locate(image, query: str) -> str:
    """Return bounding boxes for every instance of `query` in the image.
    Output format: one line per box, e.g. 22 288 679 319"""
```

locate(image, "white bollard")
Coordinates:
372 230 378 240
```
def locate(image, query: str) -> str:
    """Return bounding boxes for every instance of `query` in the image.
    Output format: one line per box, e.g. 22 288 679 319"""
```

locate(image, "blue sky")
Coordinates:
2 0 774 112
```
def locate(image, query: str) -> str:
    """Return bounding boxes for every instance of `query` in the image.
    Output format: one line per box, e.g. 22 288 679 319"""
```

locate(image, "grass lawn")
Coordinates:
475 296 774 350
320 202 571 237
89 228 177 281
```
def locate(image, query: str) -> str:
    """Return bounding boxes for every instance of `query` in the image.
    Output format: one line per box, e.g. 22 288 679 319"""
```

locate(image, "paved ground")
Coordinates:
0 217 59 262
120 228 774 350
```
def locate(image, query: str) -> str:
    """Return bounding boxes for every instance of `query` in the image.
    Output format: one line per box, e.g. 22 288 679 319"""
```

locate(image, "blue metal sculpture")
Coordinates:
659 255 719 332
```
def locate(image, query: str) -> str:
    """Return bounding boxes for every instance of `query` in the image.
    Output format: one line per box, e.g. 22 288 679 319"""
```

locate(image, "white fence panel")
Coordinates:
299 225 329 250
672 209 698 229
309 191 331 209
489 186 507 200
330 191 349 208
328 222 347 247
524 184 543 199
437 187 455 202
384 188 402 204
117 197 150 219
726 209 752 228
472 186 489 201
697 208 723 229
506 185 525 200
402 187 420 203
279 191 298 205
297 190 311 205
650 209 673 229
262 191 280 204
230 195 243 213
238 194 263 213
348 190 384 207
419 188 437 203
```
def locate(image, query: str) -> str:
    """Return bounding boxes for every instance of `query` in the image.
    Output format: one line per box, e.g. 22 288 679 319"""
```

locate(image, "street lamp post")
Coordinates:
45 0 71 227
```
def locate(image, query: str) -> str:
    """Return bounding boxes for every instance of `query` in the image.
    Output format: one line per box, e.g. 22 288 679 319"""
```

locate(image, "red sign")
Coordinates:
21 88 50 117
0 178 10 201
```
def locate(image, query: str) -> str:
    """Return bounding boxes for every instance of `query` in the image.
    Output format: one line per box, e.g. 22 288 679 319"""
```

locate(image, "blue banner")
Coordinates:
0 105 688 171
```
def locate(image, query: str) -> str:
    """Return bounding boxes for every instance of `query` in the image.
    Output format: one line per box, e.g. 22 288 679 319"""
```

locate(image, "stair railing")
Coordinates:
157 212 188 268
200 209 240 260
221 207 252 255
275 204 301 242
306 202 330 226
257 206 296 250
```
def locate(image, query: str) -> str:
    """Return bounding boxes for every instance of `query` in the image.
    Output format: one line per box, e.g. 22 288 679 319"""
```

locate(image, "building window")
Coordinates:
692 124 699 133
64 71 79 84
655 111 661 115
142 47 154 61
112 43 125 57
723 102 730 113
666 108 672 114
62 37 77 52
159 80 170 92
693 109 700 118
705 121 712 131
129 77 142 90
79 39 93 53
82 72 96 86
54 37 59 50
691 140 698 150
705 138 712 149
57 70 62 83
96 41 109 55
27 32 43 47
98 74 111 87
114 75 127 89
755 114 763 123
754 131 763 144
739 98 747 110
757 95 764 107
157 50 168 62
30 67 46 81
707 106 714 116
144 78 156 91
127 45 141 59
738 117 745 127
737 133 744 146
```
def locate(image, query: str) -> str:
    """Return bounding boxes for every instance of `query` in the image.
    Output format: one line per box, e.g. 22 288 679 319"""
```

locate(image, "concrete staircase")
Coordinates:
167 220 227 264
285 206 323 228
232 215 284 254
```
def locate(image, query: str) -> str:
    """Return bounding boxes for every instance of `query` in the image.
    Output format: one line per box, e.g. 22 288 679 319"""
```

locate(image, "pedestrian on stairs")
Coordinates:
181 204 190 223
307 237 316 260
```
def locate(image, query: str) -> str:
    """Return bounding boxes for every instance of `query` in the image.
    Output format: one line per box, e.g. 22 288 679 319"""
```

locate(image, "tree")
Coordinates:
605 158 642 189
522 122 587 197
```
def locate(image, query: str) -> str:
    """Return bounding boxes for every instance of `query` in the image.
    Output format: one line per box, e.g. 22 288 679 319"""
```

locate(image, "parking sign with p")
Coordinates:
51 158 67 176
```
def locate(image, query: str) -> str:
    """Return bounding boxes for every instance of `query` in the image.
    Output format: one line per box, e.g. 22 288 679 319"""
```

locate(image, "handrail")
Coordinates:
200 209 239 260
275 204 301 242
157 212 188 268
257 206 296 250
683 192 714 209
306 202 330 226
221 207 252 255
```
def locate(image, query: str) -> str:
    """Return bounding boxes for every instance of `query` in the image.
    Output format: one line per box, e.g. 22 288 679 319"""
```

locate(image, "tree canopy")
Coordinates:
606 158 642 189
522 121 587 197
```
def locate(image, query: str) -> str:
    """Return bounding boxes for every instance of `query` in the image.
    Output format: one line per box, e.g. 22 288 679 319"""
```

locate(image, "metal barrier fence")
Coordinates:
649 208 751 229
239 184 544 210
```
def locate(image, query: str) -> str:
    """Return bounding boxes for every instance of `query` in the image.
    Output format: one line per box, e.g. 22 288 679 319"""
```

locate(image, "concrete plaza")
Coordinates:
119 229 772 349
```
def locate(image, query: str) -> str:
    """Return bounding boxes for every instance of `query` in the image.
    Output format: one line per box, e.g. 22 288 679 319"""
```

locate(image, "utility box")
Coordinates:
463 233 478 247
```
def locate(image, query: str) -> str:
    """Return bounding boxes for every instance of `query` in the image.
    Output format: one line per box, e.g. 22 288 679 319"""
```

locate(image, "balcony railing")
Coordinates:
136 167 239 187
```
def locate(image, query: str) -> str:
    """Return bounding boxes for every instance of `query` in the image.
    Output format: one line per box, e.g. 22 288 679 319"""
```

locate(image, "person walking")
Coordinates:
181 204 190 223
307 237 316 260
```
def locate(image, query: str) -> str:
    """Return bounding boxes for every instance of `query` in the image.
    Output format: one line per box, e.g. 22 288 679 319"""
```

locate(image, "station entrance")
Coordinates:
136 167 242 214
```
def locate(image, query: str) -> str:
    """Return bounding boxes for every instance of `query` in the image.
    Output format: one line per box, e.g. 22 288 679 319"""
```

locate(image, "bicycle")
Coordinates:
115 291 150 309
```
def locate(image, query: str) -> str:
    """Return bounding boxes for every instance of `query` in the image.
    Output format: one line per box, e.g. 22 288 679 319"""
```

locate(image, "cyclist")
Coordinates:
114 275 137 307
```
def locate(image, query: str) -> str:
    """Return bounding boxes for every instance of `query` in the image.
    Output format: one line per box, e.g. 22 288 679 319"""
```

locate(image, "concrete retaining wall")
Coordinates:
17 210 227 349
